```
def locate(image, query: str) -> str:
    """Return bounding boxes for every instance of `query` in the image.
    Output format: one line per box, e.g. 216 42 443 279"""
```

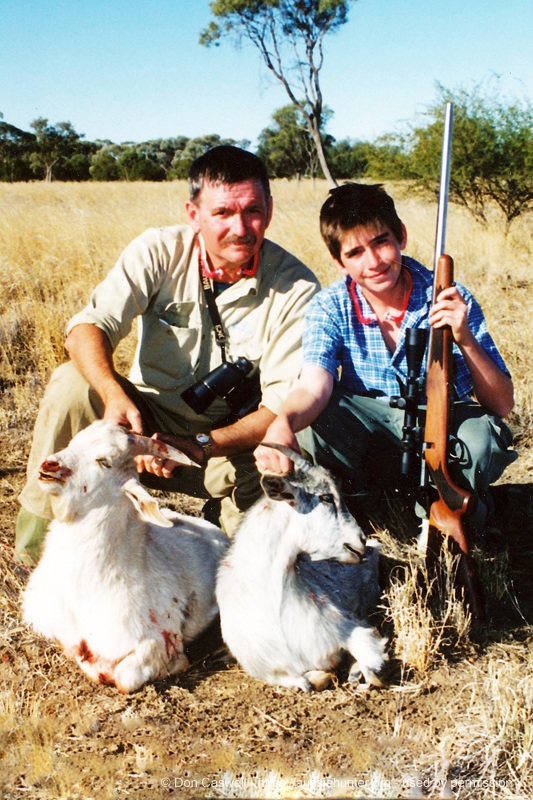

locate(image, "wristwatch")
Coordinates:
195 433 213 462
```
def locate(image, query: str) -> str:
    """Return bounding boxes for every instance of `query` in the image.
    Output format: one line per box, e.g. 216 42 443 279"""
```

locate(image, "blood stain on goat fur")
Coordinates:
162 630 182 660
77 639 96 663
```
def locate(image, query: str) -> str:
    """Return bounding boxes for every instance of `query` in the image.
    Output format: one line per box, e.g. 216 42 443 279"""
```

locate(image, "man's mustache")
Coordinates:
222 234 256 246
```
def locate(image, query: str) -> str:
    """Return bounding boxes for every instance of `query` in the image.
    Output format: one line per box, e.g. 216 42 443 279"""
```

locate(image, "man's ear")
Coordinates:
265 195 274 229
185 200 201 233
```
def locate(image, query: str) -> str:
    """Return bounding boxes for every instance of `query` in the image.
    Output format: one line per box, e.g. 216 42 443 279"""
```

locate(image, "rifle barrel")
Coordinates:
434 102 454 263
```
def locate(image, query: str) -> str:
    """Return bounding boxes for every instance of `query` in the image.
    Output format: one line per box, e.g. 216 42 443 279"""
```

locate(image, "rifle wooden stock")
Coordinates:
424 254 485 625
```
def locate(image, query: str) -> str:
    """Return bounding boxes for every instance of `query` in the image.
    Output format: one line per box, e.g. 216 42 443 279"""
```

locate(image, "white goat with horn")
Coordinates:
22 420 228 693
216 444 388 691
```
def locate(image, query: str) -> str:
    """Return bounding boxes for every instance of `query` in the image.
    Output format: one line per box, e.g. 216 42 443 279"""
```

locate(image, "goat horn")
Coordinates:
127 433 201 468
260 442 312 473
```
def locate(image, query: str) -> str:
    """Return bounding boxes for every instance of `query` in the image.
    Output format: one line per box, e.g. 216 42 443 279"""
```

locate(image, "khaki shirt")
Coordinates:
67 225 320 427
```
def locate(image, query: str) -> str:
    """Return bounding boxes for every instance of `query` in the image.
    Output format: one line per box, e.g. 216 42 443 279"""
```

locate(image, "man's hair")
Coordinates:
319 182 404 261
188 145 271 202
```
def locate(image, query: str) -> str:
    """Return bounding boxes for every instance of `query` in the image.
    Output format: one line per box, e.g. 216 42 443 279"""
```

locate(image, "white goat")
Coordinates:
216 445 388 691
22 421 228 693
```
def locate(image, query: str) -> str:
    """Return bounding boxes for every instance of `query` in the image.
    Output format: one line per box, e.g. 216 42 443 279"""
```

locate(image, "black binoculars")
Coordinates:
181 356 260 419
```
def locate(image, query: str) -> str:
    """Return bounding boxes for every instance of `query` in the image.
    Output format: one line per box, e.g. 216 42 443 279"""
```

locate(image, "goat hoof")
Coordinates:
304 669 334 691
348 663 388 690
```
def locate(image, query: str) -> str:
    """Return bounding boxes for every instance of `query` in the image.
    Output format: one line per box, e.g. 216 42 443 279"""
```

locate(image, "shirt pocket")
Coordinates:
157 301 196 328
139 302 201 389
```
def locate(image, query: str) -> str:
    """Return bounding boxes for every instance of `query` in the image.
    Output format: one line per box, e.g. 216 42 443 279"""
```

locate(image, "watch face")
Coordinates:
196 434 210 446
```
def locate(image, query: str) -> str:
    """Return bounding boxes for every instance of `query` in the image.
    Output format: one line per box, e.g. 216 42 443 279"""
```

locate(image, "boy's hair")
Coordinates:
188 145 271 203
320 182 404 261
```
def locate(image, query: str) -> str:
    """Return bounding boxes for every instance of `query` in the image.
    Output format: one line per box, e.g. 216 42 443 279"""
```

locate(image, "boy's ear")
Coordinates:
332 256 348 277
399 222 408 250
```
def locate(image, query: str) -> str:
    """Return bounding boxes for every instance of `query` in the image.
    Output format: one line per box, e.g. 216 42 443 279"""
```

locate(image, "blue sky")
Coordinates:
2 0 532 147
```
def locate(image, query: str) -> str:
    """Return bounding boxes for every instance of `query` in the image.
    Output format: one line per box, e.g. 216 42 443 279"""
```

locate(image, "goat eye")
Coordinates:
319 493 335 504
96 458 112 469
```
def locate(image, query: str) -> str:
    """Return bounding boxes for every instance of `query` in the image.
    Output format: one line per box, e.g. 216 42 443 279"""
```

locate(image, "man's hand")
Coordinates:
254 417 298 474
102 387 144 434
135 432 202 478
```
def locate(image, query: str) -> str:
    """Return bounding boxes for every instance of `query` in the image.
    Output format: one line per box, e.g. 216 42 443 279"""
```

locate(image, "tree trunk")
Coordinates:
309 124 337 188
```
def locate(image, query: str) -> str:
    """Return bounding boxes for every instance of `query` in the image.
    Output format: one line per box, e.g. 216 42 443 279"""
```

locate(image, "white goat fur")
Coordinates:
216 452 388 691
22 421 228 693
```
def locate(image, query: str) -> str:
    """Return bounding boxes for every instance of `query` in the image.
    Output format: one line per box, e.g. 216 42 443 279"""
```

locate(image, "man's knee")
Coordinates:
204 453 263 536
14 509 50 566
18 361 103 537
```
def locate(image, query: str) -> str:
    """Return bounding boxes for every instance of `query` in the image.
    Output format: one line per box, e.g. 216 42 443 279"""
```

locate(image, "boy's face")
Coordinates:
334 222 407 298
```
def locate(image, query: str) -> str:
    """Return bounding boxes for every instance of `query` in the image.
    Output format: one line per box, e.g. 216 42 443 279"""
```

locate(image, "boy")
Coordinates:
255 183 516 532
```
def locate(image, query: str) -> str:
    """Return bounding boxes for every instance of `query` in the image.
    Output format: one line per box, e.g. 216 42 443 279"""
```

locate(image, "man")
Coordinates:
255 182 517 533
16 145 319 564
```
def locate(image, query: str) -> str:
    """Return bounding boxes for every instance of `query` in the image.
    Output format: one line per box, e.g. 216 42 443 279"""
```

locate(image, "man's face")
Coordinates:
186 179 273 277
334 222 407 298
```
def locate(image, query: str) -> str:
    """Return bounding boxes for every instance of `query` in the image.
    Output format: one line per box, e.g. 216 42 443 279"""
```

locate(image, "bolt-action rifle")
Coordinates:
394 103 485 625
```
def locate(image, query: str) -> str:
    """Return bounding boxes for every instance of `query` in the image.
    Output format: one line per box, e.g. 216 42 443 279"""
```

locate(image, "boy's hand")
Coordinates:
429 286 472 346
254 417 298 474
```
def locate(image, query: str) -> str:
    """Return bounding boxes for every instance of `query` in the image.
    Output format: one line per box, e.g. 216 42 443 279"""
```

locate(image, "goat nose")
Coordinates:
40 459 61 472
39 459 73 482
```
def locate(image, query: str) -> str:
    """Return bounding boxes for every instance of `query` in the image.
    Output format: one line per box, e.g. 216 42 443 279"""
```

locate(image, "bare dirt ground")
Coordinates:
1 415 532 800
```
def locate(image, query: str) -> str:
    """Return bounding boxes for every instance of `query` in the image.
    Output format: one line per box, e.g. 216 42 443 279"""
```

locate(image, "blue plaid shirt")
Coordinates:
303 256 509 400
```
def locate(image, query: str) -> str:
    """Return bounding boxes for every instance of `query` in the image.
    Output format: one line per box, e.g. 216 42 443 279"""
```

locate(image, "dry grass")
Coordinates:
1 180 532 799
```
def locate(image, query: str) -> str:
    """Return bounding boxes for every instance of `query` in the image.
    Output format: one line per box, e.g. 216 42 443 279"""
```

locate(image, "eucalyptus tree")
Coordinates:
29 118 83 182
200 0 356 187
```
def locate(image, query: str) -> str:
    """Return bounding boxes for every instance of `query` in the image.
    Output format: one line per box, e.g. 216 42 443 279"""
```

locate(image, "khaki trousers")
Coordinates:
19 361 263 536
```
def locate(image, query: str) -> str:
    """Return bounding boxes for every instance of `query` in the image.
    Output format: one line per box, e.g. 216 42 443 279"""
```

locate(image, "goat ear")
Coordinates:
260 474 298 504
122 479 173 527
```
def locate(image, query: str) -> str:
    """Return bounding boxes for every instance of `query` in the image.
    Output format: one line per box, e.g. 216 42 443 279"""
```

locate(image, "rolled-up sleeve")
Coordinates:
66 227 184 350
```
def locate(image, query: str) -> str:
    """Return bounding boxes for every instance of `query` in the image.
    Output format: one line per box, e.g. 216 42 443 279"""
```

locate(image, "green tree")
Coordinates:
362 134 411 181
142 137 189 177
90 150 121 181
0 115 35 181
200 0 356 187
328 138 371 179
407 82 533 227
257 104 325 178
169 134 246 179
115 148 166 181
29 118 84 181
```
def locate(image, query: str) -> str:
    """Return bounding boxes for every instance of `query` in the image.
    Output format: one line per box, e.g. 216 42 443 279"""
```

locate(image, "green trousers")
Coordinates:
16 362 263 563
297 389 518 531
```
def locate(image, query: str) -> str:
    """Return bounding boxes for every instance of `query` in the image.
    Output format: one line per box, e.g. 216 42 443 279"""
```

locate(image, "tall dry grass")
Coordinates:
1 180 532 799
